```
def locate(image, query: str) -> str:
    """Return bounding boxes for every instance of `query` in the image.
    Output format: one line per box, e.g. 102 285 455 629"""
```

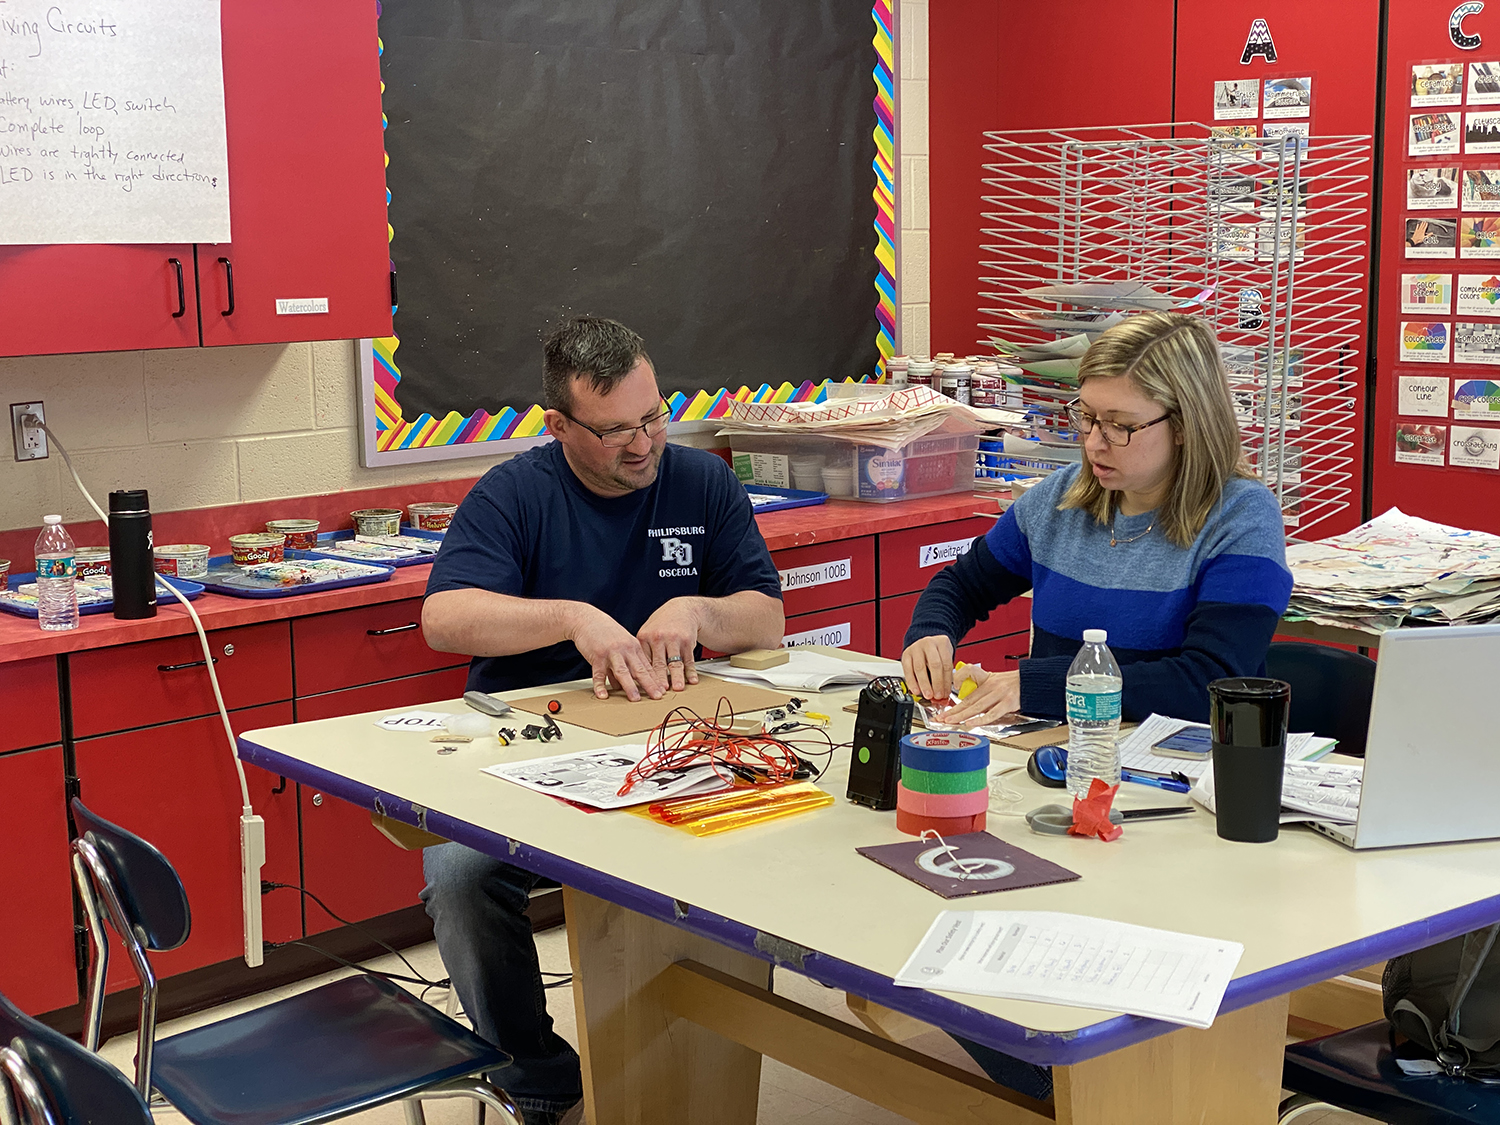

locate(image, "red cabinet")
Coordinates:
296 667 469 933
782 603 877 653
877 517 994 597
1 656 60 753
770 537 876 617
74 703 300 992
0 246 202 357
0 746 78 1015
70 621 293 738
293 599 465 697
878 590 1030 659
200 0 391 346
956 634 1030 675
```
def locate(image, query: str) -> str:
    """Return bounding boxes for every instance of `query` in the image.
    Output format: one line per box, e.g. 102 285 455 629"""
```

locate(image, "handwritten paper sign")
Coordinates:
0 0 230 243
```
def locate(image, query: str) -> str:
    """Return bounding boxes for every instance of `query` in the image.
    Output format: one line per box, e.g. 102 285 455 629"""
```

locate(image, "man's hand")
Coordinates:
902 634 956 702
568 606 664 701
939 665 1023 727
637 597 704 692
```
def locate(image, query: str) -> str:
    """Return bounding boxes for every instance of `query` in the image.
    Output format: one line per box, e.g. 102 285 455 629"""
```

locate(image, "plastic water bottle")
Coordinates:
1065 628 1122 797
35 514 79 632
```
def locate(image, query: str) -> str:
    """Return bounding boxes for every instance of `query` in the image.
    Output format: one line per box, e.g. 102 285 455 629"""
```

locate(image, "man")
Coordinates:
420 316 785 1125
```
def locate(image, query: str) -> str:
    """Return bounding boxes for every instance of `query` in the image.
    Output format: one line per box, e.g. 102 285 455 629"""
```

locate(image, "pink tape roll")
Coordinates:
896 781 988 818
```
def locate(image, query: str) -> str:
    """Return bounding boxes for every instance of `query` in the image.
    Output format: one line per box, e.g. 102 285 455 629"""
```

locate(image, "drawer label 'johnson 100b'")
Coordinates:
778 558 851 592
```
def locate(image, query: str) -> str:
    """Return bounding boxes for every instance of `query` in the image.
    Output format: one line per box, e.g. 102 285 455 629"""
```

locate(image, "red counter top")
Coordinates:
0 493 1002 666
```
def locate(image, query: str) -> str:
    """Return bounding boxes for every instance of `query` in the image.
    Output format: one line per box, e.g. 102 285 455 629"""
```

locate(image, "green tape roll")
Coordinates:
900 765 988 795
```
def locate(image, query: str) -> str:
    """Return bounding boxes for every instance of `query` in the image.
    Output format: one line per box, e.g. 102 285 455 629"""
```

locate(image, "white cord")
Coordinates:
38 419 253 815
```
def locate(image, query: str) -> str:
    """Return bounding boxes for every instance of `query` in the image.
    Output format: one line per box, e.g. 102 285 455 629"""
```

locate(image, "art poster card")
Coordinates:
1463 169 1500 211
1469 111 1500 153
1263 76 1312 119
1455 320 1500 364
1406 216 1458 257
1455 273 1500 315
1211 124 1258 160
1461 216 1500 257
1412 62 1465 106
1262 122 1310 153
1214 79 1259 120
1400 320 1452 363
1410 112 1462 155
1450 425 1500 468
1469 61 1500 105
1258 219 1306 262
1259 176 1310 217
1395 423 1448 465
1402 273 1454 314
1398 372 1452 416
1453 377 1500 418
1409 166 1461 209
1211 220 1257 261
1211 173 1257 212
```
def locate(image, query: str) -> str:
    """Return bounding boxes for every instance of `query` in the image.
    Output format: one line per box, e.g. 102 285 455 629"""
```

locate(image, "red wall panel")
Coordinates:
928 0 1175 355
1372 1 1500 531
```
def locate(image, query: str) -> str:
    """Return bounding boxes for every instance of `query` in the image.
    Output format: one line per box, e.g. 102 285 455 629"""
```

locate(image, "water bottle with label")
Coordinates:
1065 628 1122 797
35 514 79 632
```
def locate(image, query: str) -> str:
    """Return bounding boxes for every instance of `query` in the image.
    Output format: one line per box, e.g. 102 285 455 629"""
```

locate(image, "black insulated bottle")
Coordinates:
109 489 157 620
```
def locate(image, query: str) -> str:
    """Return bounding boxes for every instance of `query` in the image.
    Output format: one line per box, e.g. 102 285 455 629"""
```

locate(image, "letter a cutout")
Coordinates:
1241 18 1278 64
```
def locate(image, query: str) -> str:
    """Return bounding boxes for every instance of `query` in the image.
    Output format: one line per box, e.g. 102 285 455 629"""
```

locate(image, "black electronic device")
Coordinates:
846 677 913 810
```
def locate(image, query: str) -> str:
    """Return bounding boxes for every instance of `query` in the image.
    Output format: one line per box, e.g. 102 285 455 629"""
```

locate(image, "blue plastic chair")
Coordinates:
0 986 154 1124
1280 1020 1500 1124
68 798 523 1125
1266 641 1378 757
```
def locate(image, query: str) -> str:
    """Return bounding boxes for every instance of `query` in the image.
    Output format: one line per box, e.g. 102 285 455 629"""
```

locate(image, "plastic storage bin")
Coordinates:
731 433 979 502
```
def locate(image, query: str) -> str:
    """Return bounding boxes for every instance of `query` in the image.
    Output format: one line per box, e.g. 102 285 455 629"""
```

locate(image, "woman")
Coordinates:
904 311 1293 728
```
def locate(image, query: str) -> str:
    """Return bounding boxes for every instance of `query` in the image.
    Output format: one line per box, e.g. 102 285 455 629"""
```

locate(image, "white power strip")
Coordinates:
240 813 265 967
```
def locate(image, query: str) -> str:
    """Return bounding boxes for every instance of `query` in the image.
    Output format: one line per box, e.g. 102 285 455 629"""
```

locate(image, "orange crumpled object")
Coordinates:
1068 777 1122 841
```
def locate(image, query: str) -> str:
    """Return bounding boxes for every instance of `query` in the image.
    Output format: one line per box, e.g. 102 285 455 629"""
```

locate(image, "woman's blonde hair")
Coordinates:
1059 311 1254 548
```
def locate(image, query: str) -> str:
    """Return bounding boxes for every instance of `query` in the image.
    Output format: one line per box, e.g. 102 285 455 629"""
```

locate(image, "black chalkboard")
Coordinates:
379 0 880 421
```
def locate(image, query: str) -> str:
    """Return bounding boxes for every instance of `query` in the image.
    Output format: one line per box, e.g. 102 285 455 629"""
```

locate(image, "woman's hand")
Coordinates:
939 665 1022 727
902 634 955 702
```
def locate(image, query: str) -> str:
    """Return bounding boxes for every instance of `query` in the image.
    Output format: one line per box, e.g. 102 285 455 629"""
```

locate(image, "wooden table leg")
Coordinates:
1053 994 1291 1125
564 887 770 1125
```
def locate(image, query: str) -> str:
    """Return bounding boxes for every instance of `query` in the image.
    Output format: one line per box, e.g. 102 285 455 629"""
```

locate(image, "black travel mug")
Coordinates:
109 489 157 620
1209 677 1290 843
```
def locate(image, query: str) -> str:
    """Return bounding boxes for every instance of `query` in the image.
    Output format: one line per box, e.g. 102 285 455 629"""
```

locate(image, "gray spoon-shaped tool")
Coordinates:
463 691 513 718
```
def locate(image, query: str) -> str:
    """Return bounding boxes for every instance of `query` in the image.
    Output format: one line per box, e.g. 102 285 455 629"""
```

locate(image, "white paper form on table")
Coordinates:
1116 713 1335 780
1191 759 1363 825
696 651 903 691
482 747 731 810
895 911 1244 1029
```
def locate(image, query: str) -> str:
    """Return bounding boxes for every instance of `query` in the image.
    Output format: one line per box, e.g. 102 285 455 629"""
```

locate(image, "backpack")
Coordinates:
1383 924 1500 1082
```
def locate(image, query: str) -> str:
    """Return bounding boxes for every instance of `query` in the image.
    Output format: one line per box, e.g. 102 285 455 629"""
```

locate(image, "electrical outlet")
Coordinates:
10 402 47 462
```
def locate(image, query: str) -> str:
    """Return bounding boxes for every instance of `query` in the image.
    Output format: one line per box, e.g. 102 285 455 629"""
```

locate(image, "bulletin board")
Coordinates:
363 0 893 464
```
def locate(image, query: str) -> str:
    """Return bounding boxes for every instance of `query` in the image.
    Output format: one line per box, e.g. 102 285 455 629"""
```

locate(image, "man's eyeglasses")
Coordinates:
562 400 671 448
1065 399 1172 447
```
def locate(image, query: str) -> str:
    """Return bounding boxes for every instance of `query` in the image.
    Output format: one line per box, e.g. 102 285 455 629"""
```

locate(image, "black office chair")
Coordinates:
1279 1020 1500 1123
69 798 523 1125
1266 641 1377 757
0 986 154 1124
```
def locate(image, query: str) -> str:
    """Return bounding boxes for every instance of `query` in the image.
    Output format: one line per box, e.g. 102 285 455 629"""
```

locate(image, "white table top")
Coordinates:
237 674 1500 1049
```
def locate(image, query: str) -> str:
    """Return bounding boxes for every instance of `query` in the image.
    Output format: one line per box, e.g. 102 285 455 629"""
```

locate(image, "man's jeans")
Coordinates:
421 843 582 1120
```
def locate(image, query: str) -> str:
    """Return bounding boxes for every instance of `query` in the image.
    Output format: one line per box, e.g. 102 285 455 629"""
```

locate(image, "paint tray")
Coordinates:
196 556 395 598
0 574 204 619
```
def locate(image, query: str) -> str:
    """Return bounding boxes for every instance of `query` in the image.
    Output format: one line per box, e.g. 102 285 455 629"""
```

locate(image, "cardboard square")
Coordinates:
856 831 1081 899
510 675 793 738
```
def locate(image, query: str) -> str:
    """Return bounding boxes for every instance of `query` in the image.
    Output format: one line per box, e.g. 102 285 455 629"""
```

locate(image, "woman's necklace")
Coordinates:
1110 511 1156 547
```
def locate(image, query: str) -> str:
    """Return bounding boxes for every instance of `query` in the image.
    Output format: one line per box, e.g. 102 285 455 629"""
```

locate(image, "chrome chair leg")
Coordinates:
1277 1093 1330 1123
401 1098 428 1125
406 1076 524 1125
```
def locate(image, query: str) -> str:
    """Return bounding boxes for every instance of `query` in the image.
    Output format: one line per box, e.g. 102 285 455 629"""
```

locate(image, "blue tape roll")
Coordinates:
900 730 990 774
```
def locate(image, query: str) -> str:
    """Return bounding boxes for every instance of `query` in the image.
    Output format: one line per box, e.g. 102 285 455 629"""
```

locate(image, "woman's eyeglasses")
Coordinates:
1065 399 1172 447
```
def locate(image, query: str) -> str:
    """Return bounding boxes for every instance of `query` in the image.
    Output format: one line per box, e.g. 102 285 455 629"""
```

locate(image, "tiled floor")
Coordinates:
96 929 1384 1124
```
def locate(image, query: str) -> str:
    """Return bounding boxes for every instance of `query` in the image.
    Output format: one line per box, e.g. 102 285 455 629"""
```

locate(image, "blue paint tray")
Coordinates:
196 555 395 599
0 573 204 619
745 486 829 514
309 530 443 568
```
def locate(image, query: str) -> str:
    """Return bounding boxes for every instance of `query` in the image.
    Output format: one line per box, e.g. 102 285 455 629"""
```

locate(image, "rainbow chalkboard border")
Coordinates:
364 1 896 459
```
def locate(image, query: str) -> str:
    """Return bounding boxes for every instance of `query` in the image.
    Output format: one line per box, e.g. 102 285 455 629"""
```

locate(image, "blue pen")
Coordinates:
1120 768 1191 794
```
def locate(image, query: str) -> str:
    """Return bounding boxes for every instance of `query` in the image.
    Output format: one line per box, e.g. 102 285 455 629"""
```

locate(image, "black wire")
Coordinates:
262 881 444 987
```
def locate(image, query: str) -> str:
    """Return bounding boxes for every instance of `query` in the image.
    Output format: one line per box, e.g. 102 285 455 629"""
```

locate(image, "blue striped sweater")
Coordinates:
904 464 1294 722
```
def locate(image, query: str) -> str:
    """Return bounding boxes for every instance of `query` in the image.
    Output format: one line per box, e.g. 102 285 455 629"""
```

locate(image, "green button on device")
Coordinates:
858 746 871 764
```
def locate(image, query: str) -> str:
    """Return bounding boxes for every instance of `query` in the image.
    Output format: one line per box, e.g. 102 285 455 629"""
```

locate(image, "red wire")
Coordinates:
616 698 804 796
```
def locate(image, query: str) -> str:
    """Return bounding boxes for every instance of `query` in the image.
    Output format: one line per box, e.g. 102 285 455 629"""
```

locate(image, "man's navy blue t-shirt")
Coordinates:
425 441 783 693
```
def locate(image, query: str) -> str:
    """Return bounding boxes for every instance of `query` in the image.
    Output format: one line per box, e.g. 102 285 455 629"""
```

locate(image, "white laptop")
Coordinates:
1311 622 1500 849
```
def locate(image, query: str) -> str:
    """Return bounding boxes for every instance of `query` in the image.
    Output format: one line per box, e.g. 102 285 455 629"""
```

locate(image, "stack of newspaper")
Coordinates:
717 385 1023 450
1284 508 1500 633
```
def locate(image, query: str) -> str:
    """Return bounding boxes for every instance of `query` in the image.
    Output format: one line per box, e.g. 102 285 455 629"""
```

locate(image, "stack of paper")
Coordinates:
696 650 902 691
1118 713 1335 781
1191 759 1364 825
895 910 1243 1029
717 385 1024 451
1286 508 1500 633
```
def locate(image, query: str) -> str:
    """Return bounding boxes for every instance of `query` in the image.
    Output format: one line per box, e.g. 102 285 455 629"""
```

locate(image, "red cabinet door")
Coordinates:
0 246 201 357
956 634 1030 675
878 590 1031 659
877 517 995 597
0 746 79 1015
296 667 470 932
0 656 61 753
74 703 300 991
293 599 467 697
200 0 391 346
70 621 293 738
781 603 877 655
770 536 877 617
